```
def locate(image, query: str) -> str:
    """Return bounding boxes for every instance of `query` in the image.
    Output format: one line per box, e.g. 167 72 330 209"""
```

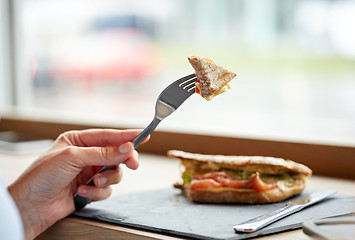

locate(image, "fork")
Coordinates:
74 73 197 209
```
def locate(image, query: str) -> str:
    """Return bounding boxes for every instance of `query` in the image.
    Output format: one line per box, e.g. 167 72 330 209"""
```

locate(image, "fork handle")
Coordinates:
132 118 161 148
74 118 161 209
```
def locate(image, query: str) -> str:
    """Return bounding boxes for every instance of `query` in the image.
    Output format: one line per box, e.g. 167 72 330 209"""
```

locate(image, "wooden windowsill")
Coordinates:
0 116 354 180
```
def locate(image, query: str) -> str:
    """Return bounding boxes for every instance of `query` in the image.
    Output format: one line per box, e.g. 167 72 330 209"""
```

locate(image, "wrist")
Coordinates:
8 180 46 240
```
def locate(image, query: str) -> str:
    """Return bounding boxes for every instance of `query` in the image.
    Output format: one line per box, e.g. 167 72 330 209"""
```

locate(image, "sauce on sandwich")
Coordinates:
195 78 201 94
189 172 277 192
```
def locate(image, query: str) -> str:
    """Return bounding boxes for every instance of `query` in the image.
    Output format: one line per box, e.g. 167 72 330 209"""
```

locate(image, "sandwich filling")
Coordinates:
182 168 304 193
195 80 231 101
189 172 276 192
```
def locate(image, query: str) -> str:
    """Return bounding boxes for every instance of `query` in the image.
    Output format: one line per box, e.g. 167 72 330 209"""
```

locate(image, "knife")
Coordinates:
233 190 337 233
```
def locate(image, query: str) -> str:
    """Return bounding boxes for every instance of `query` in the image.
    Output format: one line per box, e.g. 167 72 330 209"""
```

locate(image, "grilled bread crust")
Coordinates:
188 56 236 98
168 150 312 176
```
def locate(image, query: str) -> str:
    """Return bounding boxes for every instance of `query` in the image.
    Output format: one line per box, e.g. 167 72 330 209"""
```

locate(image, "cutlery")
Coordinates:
234 190 337 233
74 74 197 209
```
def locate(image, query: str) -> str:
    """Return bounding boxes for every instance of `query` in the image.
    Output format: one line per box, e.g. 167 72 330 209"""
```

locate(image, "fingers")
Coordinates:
77 185 113 201
93 166 123 188
58 129 150 147
77 166 123 201
124 150 139 170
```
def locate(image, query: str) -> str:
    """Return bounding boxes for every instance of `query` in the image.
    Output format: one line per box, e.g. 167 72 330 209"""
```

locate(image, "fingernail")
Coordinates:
99 177 107 185
119 142 131 154
79 188 87 195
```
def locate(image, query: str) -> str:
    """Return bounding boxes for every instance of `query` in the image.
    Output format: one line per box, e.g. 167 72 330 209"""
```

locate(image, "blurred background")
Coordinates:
1 0 354 146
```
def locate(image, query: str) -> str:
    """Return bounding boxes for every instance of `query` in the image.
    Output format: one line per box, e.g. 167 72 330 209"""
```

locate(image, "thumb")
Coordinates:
68 142 135 168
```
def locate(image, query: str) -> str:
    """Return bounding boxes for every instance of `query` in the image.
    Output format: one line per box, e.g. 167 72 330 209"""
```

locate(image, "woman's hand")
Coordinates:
8 129 148 240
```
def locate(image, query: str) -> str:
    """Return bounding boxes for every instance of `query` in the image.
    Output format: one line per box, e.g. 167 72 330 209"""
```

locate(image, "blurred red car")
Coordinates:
33 15 164 85
50 29 163 83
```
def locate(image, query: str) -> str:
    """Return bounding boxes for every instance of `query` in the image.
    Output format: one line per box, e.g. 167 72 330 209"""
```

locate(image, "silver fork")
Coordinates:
74 73 196 209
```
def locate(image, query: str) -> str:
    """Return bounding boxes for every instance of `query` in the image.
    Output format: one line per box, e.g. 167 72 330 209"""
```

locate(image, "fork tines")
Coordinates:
179 74 197 92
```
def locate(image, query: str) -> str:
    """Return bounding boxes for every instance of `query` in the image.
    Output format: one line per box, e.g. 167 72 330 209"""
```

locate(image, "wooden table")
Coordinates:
1 152 354 240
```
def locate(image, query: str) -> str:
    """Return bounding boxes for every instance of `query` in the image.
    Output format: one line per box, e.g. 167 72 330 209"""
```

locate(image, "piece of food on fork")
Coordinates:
168 150 312 204
188 55 237 101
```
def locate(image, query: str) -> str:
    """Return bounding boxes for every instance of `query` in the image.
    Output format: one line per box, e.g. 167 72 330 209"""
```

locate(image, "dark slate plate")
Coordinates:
74 188 355 240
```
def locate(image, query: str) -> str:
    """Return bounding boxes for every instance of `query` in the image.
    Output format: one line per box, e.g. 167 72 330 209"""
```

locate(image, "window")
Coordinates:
1 0 355 146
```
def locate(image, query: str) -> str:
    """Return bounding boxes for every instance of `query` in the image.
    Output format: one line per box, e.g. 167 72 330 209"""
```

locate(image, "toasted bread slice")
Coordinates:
188 56 236 100
168 150 312 176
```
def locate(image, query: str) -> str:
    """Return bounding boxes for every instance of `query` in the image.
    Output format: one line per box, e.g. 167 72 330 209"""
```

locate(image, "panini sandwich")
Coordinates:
168 150 312 204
